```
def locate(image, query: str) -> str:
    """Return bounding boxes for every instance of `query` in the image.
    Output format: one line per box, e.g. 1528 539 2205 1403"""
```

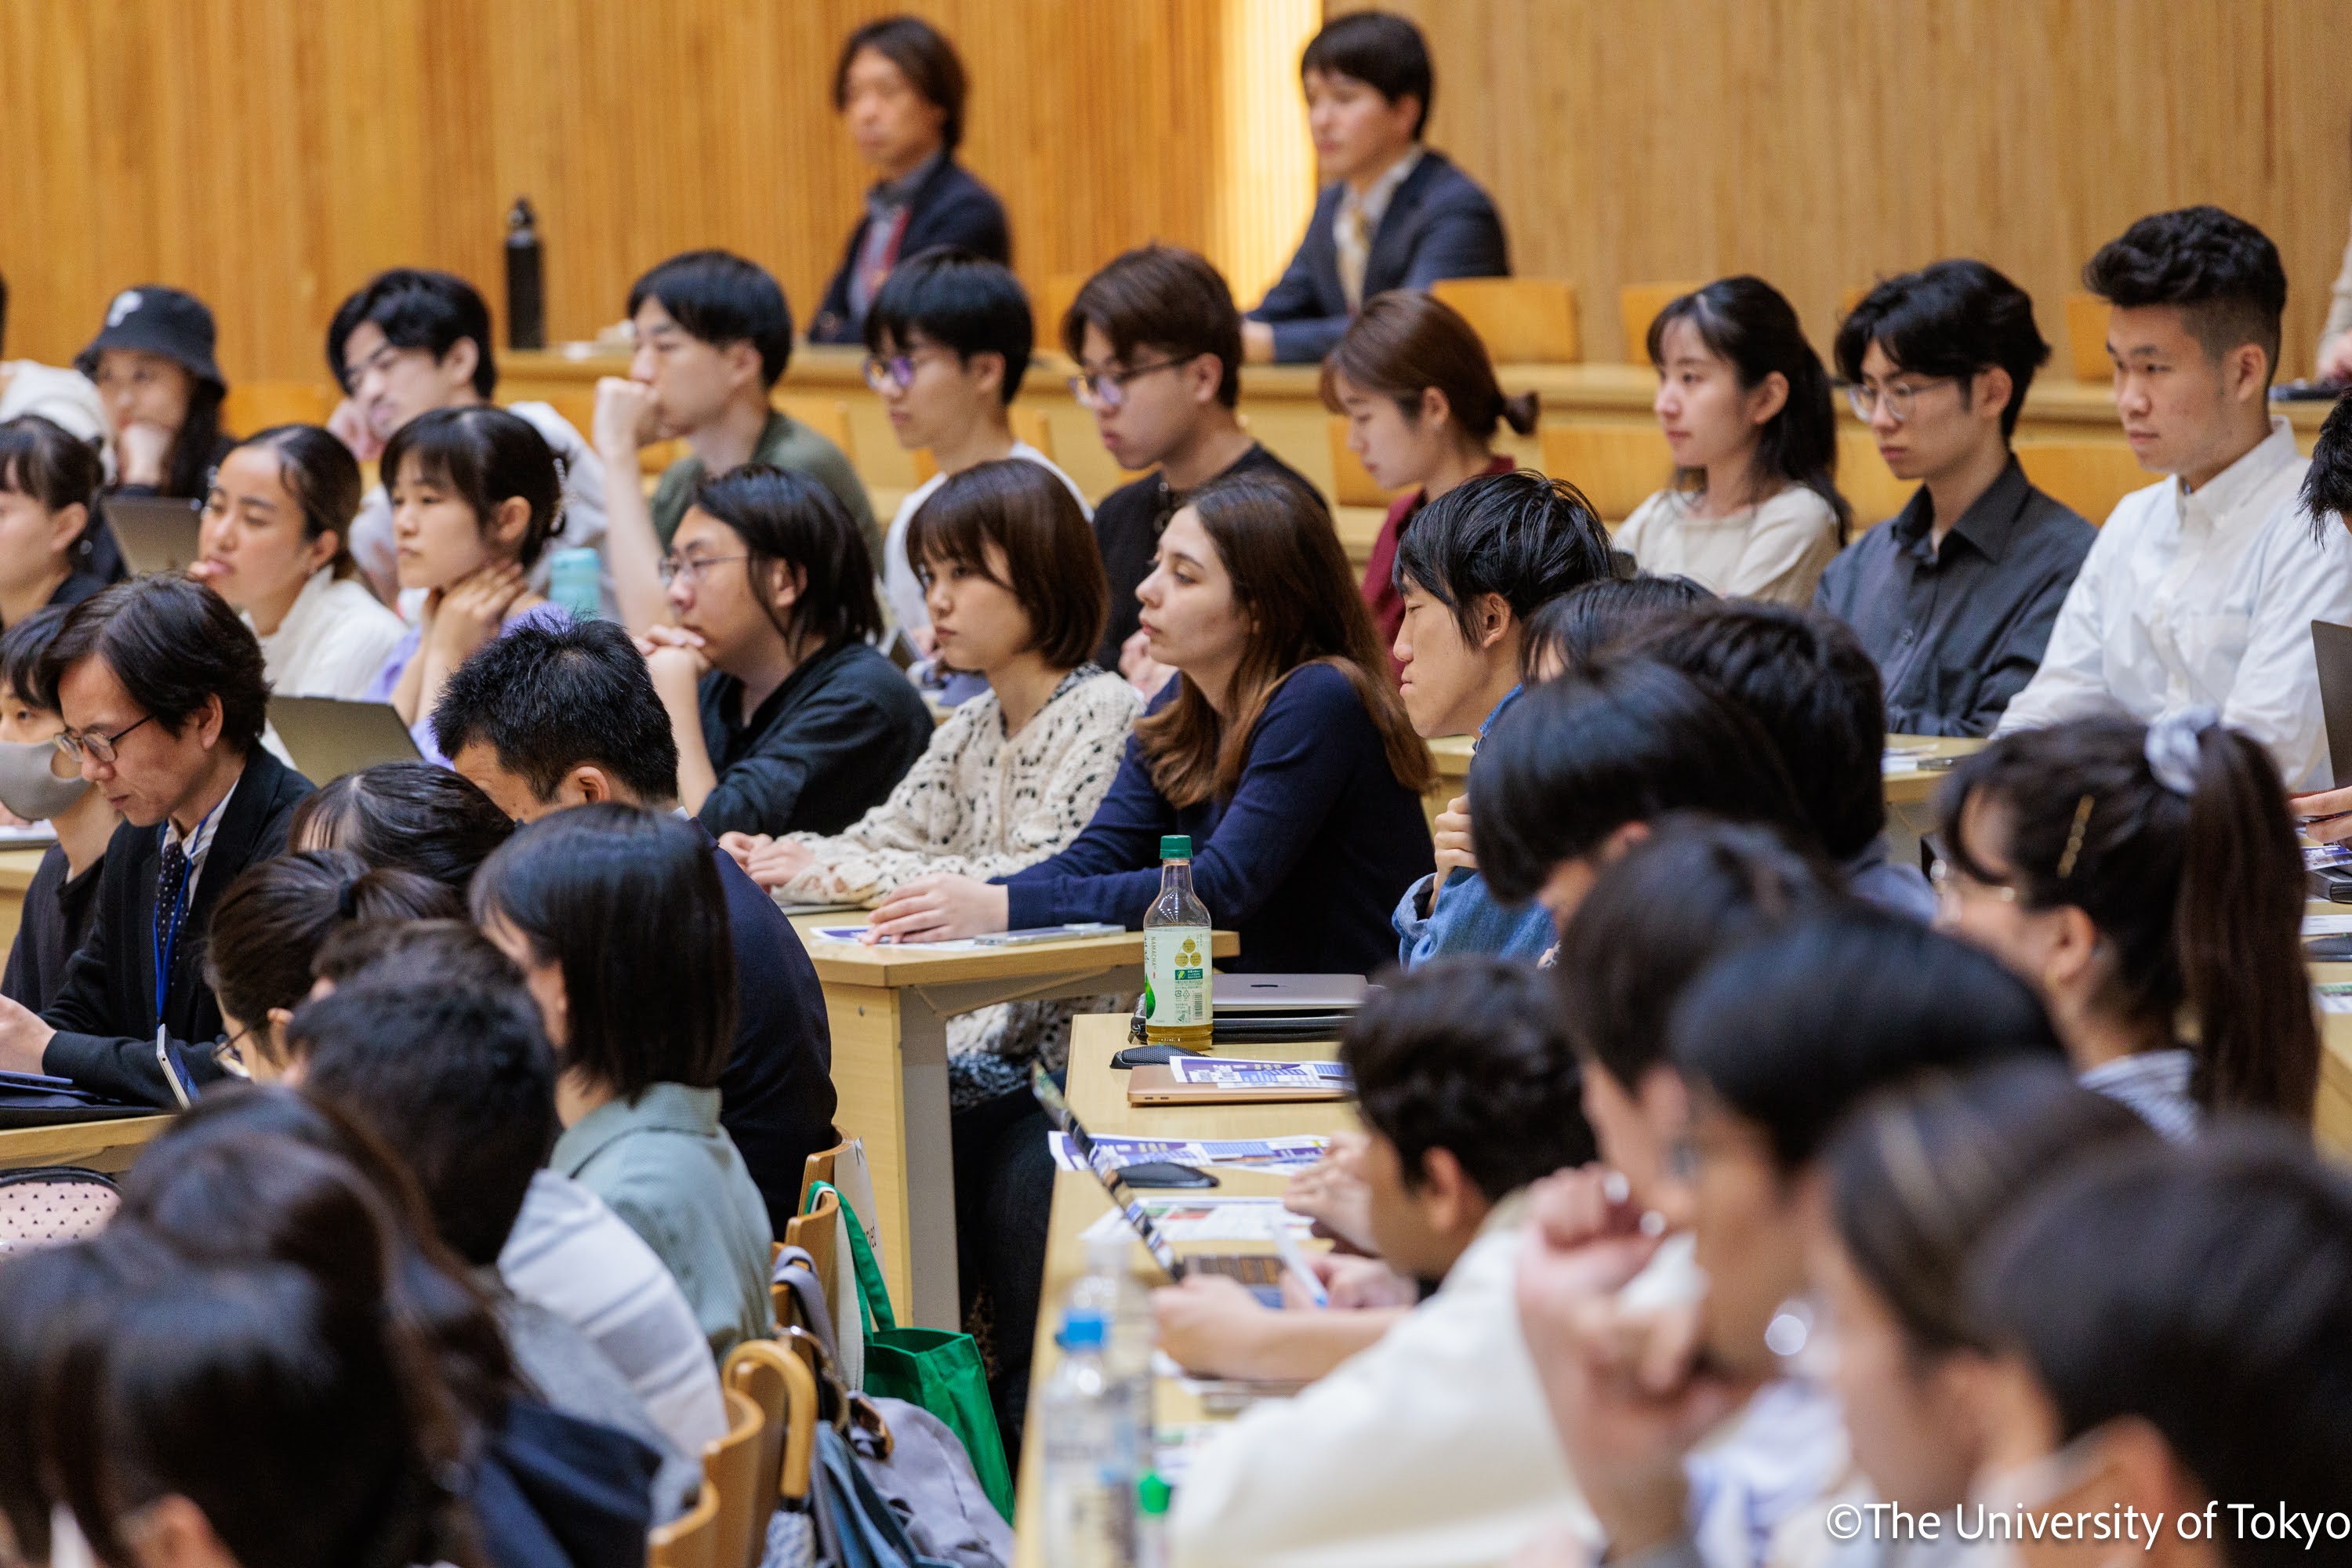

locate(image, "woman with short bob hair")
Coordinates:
471 804 771 1356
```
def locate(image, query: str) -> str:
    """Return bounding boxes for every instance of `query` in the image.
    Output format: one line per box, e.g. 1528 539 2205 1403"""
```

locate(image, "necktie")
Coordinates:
155 839 191 1001
1338 204 1371 313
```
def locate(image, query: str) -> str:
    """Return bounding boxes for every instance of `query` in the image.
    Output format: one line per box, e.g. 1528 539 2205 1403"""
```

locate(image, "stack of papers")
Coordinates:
1047 1133 1330 1175
1080 1195 1311 1245
1167 1058 1351 1090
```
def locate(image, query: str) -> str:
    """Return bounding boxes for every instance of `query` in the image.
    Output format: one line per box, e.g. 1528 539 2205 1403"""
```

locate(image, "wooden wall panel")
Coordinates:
1339 0 2352 376
0 0 1317 386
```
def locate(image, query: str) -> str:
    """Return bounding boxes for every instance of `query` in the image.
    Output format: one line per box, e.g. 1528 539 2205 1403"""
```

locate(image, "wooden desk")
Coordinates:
790 923 1240 1330
1011 1014 1356 1566
0 1113 171 1176
500 347 2336 532
1884 735 1984 867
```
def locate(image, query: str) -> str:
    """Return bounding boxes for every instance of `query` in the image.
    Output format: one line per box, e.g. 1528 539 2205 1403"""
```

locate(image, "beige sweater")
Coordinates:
1614 483 1844 606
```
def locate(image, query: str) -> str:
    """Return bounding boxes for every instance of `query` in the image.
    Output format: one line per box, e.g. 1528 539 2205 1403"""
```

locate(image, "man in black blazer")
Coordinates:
430 615 837 1241
0 577 310 1104
808 15 1010 346
1244 11 1509 365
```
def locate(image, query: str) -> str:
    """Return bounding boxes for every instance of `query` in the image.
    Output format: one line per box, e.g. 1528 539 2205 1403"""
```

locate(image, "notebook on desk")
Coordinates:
1032 1062 1288 1306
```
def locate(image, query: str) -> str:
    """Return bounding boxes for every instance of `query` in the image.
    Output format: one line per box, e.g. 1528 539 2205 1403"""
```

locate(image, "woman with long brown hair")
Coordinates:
867 469 1436 975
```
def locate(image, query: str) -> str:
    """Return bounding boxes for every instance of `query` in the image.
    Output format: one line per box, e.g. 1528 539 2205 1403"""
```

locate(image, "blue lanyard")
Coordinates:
152 797 225 1024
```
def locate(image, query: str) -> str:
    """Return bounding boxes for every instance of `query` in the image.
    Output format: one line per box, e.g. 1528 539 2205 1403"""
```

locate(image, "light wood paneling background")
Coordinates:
0 0 1317 387
1340 0 2352 376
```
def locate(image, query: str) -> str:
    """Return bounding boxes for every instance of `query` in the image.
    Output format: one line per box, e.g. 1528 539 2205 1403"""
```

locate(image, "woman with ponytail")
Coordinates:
1321 290 1541 659
202 848 460 1080
1932 710 2320 1136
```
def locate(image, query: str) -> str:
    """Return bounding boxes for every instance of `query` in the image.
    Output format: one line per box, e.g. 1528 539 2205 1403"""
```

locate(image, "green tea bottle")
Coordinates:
1142 834 1213 1049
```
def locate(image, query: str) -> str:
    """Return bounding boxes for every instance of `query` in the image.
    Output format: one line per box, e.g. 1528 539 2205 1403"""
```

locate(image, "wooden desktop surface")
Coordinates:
1011 1014 1358 1566
0 846 49 958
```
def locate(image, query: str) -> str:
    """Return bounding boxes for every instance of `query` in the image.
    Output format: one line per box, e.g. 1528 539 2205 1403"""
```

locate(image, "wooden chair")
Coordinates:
1038 271 1091 351
223 381 334 434
1430 278 1581 364
2018 441 2143 525
1836 428 1917 529
1618 281 1701 365
2061 292 2111 382
540 390 598 450
1538 424 1672 524
798 1141 844 1213
1009 404 1055 461
700 1387 771 1568
724 1338 821 1509
777 1184 840 1337
773 394 855 466
648 1480 720 1568
1326 416 1403 508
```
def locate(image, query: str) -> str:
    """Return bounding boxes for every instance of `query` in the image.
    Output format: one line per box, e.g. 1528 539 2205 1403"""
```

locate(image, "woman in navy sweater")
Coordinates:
866 470 1436 975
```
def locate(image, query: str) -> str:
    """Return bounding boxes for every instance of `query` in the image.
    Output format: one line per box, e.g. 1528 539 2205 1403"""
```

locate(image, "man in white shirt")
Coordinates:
325 269 608 612
1996 206 2352 789
1169 961 1598 1568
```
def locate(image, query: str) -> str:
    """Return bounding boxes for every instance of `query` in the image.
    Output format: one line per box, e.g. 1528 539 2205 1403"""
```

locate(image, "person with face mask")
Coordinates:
0 607 121 1012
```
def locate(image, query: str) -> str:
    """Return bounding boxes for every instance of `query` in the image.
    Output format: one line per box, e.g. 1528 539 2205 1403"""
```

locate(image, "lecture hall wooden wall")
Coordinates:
0 0 1317 387
1341 0 2352 375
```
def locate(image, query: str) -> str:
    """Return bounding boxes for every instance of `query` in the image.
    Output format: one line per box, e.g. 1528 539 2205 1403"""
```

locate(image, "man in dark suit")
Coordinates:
430 615 837 1240
808 14 1011 346
1245 11 1509 366
0 576 311 1103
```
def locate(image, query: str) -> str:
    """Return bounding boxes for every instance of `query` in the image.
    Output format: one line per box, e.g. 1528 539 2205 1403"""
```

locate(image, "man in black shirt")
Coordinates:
1061 245 1323 679
0 576 312 1102
432 615 837 1239
1815 260 2095 737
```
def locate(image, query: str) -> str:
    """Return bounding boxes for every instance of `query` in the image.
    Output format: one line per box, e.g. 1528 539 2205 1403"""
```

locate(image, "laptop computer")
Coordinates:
1210 973 1371 1014
1031 1062 1287 1307
2315 621 2352 790
102 495 205 575
267 697 422 785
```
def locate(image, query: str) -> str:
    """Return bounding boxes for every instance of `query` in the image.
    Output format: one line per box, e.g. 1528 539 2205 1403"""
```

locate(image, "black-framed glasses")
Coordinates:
659 553 749 586
54 712 155 767
1067 358 1184 412
1842 376 1956 423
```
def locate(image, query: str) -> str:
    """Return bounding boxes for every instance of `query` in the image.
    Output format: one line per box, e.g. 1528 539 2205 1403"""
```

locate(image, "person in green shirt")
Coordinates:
594 249 877 632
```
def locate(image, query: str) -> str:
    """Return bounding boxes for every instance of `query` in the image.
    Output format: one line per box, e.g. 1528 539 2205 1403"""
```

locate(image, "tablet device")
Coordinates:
266 696 422 785
103 495 204 576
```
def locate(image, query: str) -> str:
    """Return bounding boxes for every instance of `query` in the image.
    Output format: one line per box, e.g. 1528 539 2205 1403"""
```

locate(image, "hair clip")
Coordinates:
2054 793 2096 880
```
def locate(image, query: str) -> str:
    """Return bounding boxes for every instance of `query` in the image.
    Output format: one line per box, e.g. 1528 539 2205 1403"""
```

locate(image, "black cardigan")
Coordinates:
808 158 1011 344
42 746 313 1105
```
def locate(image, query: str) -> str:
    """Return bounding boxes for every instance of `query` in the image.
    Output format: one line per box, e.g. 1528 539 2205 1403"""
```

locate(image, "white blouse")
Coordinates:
254 568 407 700
1614 483 1843 606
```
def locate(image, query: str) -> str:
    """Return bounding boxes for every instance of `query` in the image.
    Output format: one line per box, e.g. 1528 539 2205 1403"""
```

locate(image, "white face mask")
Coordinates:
0 737 89 821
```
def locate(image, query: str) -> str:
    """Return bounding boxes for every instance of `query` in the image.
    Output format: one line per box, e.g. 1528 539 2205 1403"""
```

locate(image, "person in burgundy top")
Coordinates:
1322 291 1537 670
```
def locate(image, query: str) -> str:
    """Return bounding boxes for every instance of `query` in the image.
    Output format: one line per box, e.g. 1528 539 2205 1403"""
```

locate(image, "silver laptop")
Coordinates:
2315 621 2352 788
102 495 205 575
267 697 421 785
1210 974 1372 1014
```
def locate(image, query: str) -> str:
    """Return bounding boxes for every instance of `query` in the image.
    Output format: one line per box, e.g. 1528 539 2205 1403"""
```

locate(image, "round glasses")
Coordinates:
1843 376 1955 424
659 553 747 586
53 712 156 767
1067 358 1183 412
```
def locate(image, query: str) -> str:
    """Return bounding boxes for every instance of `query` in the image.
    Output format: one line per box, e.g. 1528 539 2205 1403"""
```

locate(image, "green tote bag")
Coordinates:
801 1180 1015 1521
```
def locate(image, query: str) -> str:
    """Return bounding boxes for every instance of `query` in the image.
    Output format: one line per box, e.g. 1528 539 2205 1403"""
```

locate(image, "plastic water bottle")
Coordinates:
1041 1307 1135 1566
546 546 602 622
1142 834 1212 1048
1070 1233 1156 1465
1134 1472 1171 1568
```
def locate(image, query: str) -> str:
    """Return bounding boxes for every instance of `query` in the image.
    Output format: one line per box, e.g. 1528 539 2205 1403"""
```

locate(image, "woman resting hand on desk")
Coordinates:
865 471 1437 980
719 461 1139 1109
644 466 931 840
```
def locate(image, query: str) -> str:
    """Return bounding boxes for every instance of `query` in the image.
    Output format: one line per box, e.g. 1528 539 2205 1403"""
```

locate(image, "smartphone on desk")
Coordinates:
972 923 1123 946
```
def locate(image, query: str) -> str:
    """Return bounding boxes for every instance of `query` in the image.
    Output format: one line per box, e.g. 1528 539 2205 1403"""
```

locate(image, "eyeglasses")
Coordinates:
659 553 748 586
1843 376 1955 423
862 347 953 394
53 712 155 767
1067 358 1184 412
1928 858 2020 907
